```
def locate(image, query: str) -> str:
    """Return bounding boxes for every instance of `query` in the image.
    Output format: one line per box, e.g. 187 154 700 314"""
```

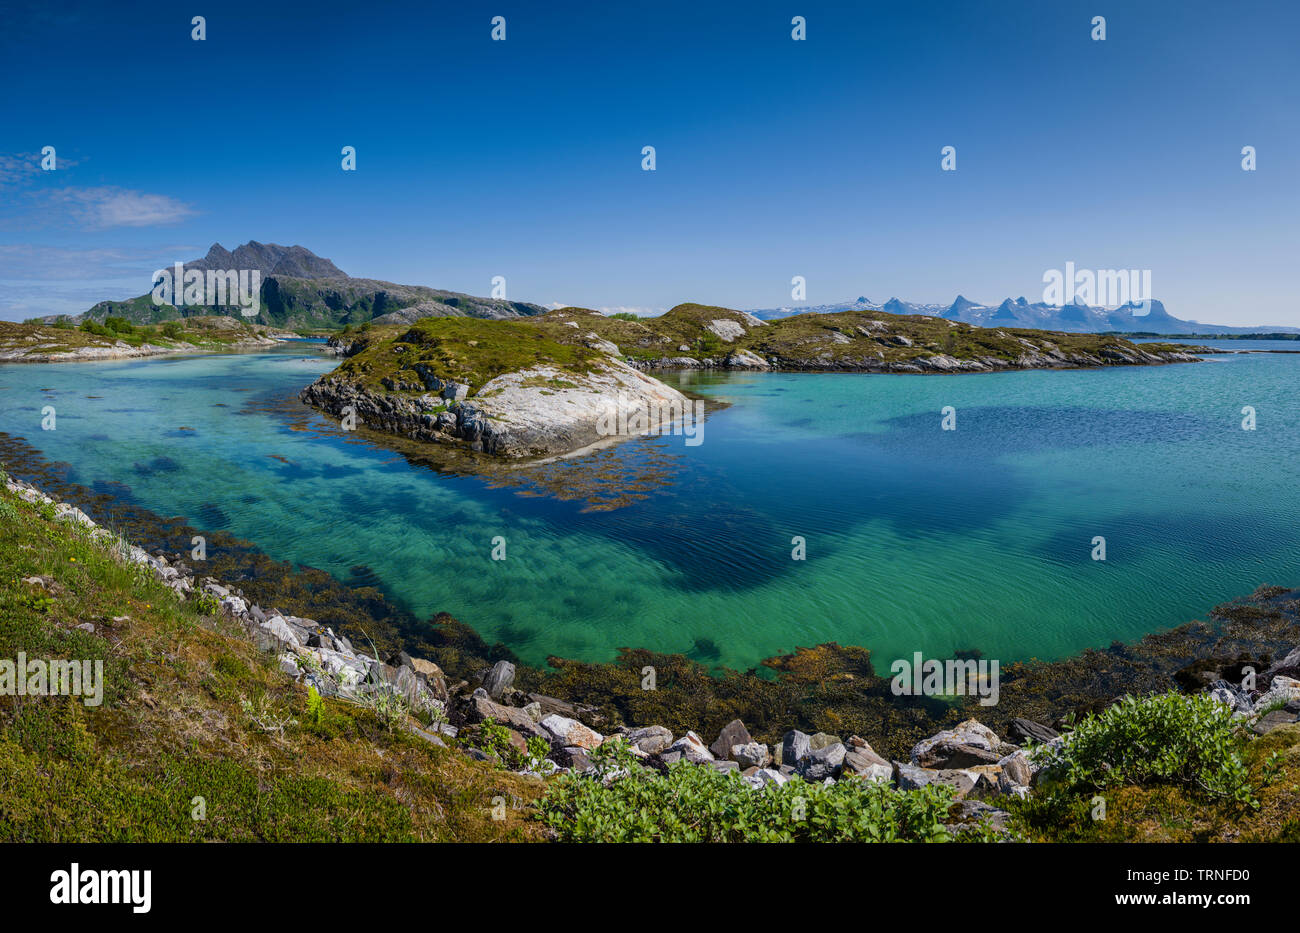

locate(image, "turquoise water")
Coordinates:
1 344 1295 671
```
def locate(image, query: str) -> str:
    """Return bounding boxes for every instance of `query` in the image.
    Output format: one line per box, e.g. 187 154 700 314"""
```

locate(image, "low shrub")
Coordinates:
1034 692 1254 805
536 758 958 843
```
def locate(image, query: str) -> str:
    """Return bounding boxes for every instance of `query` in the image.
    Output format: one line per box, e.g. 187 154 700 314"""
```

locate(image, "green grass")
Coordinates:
535 742 968 843
0 480 545 842
1008 695 1300 843
0 316 270 360
311 301 1205 404
334 316 605 396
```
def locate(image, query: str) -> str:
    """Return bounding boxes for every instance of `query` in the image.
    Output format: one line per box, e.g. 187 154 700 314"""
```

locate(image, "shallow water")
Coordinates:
0 343 1294 671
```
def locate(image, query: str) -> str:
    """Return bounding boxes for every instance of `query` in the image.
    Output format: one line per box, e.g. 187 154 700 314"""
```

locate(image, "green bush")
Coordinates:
79 320 113 338
1035 692 1254 804
193 592 221 616
159 321 183 340
103 316 135 334
536 758 958 842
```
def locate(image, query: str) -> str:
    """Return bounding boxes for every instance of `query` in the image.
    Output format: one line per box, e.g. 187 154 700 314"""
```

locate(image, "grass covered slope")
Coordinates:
330 317 606 397
3 461 1298 844
1 315 278 363
321 303 1206 401
0 476 543 842
302 317 689 458
299 303 1205 460
534 303 1207 370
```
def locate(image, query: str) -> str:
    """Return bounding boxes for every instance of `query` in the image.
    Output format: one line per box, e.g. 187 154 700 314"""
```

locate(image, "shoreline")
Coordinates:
1 429 1296 761
4 462 1299 844
627 345 1209 375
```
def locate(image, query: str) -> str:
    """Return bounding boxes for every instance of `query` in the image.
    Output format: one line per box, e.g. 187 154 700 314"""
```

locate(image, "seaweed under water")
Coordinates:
3 428 1297 759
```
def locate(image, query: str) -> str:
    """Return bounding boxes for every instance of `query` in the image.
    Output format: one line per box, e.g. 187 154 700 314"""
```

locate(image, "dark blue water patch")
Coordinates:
45 461 79 484
1036 509 1297 566
195 503 231 529
346 564 384 589
864 406 1215 458
166 427 198 438
697 428 1037 546
334 488 377 519
687 637 722 663
267 459 366 482
494 620 539 649
133 455 183 476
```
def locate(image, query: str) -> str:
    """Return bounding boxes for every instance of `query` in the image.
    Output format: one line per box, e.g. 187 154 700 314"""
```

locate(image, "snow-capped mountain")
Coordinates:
745 295 1297 334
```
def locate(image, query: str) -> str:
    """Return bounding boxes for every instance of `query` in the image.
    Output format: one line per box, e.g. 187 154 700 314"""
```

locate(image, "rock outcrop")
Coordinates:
302 356 693 459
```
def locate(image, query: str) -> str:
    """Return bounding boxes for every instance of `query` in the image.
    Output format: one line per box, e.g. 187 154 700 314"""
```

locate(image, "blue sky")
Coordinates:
1 0 1296 324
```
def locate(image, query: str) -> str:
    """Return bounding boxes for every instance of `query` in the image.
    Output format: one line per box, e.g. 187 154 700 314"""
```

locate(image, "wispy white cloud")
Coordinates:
0 151 82 190
0 151 195 231
44 187 196 229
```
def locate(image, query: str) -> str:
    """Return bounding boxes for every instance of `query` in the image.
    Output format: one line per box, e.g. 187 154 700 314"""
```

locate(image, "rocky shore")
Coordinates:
0 318 282 364
625 340 1207 374
0 340 184 363
8 470 1298 840
301 353 691 459
293 309 1213 465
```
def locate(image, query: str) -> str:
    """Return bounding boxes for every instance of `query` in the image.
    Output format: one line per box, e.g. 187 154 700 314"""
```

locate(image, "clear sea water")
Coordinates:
1 342 1295 671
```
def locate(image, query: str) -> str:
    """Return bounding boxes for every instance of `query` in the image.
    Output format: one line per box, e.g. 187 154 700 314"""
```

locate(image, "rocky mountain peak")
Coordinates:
185 241 346 280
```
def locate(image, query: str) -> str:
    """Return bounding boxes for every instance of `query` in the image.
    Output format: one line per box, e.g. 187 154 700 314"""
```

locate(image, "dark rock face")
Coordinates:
915 742 1001 769
185 241 347 280
1267 646 1300 677
462 693 547 739
1252 709 1300 735
782 730 811 767
1007 718 1059 745
911 720 1006 769
624 725 673 755
798 742 846 781
895 763 977 799
709 719 753 760
484 660 516 699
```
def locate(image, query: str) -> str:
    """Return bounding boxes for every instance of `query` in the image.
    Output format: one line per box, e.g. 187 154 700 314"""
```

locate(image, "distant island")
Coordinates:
0 315 280 363
10 241 1212 460
745 294 1299 336
299 303 1206 459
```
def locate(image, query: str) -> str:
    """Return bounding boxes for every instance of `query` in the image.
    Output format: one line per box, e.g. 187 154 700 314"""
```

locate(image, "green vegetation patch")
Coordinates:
536 741 965 842
1033 692 1254 803
0 477 544 842
335 316 605 395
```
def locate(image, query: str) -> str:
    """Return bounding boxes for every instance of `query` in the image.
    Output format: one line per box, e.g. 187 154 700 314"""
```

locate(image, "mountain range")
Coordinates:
43 242 1296 335
42 242 547 330
746 295 1299 335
